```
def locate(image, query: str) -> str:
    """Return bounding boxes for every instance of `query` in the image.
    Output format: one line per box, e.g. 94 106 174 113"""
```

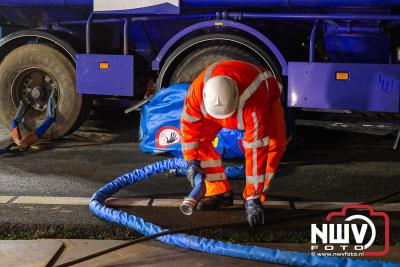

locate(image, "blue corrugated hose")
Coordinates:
0 143 17 155
175 164 245 180
89 158 398 267
0 147 8 155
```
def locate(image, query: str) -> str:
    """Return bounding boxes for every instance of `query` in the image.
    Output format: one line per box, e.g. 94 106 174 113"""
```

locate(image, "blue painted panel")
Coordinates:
288 62 400 113
323 21 390 63
77 54 134 96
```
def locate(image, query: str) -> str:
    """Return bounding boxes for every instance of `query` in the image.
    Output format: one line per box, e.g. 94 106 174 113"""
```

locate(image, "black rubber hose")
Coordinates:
51 222 244 267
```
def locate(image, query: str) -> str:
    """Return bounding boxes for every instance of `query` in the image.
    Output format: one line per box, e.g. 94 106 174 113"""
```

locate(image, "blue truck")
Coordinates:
0 0 399 138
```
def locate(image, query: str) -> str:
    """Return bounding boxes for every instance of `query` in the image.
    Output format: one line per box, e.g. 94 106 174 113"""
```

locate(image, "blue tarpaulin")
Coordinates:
139 84 245 159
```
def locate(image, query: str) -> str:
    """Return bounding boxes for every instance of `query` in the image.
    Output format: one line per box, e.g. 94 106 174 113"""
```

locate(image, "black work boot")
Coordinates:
197 191 233 210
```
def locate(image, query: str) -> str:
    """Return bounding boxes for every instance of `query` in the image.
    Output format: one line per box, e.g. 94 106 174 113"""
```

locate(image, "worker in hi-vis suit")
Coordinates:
180 60 287 227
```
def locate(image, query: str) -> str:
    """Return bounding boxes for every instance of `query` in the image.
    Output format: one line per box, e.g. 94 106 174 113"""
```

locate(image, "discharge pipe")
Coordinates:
180 173 206 215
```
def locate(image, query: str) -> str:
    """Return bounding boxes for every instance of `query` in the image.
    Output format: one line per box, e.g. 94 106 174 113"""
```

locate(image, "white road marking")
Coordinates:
294 201 350 210
287 201 400 212
233 200 242 205
0 196 14 204
264 201 291 208
153 198 183 207
370 203 400 212
12 196 90 205
105 198 151 207
1 196 400 212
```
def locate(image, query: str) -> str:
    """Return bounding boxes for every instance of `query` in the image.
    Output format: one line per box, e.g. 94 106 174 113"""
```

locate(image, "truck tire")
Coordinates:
169 44 270 84
158 34 282 87
0 44 88 139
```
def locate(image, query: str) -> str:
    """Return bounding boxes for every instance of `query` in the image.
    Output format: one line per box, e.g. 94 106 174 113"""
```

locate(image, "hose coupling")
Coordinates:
180 197 198 216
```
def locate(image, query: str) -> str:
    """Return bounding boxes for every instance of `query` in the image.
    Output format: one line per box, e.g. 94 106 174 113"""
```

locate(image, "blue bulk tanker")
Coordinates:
1 1 400 26
0 0 399 138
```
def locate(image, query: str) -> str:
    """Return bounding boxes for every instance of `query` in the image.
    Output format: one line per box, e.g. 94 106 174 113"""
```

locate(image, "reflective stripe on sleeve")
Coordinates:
181 141 200 150
242 136 270 149
205 172 227 181
200 63 219 117
237 71 272 130
277 81 283 93
200 102 207 117
201 159 223 168
181 106 201 123
203 62 219 84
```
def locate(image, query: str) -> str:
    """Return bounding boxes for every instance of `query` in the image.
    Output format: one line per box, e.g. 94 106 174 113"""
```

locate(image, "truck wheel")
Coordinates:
158 35 282 87
169 44 271 84
0 44 88 139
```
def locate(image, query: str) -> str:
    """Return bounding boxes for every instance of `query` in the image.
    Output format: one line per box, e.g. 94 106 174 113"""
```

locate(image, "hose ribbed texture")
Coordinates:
89 158 398 267
0 147 8 155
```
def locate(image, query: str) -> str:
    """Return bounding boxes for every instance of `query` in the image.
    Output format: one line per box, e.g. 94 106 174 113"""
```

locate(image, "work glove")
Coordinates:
186 160 204 188
244 198 265 227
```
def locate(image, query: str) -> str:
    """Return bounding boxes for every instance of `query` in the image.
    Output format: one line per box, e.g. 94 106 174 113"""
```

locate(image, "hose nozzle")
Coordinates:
180 197 198 215
180 173 206 216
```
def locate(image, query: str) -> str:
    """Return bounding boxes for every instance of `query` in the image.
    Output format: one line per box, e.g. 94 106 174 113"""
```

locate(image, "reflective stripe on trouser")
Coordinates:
242 144 269 199
243 100 287 201
244 99 287 203
198 142 231 197
266 99 287 175
242 111 269 199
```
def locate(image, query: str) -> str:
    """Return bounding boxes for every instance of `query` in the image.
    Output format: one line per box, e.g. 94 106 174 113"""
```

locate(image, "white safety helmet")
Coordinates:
203 76 239 119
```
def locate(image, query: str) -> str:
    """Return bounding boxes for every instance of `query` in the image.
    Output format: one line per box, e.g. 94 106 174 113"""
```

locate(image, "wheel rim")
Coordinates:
11 67 59 128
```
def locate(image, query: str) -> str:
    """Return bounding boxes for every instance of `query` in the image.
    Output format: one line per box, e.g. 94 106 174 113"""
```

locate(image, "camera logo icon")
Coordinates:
311 204 390 257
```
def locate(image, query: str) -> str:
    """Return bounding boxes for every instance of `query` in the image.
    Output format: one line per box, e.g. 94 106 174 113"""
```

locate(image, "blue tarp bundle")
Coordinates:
139 84 245 159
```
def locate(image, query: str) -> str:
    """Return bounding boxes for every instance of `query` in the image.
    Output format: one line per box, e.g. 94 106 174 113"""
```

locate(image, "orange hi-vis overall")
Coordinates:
180 60 287 201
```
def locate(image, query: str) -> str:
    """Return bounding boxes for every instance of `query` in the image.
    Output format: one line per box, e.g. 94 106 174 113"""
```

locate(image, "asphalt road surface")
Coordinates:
0 111 399 246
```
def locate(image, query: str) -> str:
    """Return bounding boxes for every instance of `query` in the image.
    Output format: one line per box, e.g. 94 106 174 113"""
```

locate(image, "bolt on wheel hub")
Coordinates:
11 67 59 125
